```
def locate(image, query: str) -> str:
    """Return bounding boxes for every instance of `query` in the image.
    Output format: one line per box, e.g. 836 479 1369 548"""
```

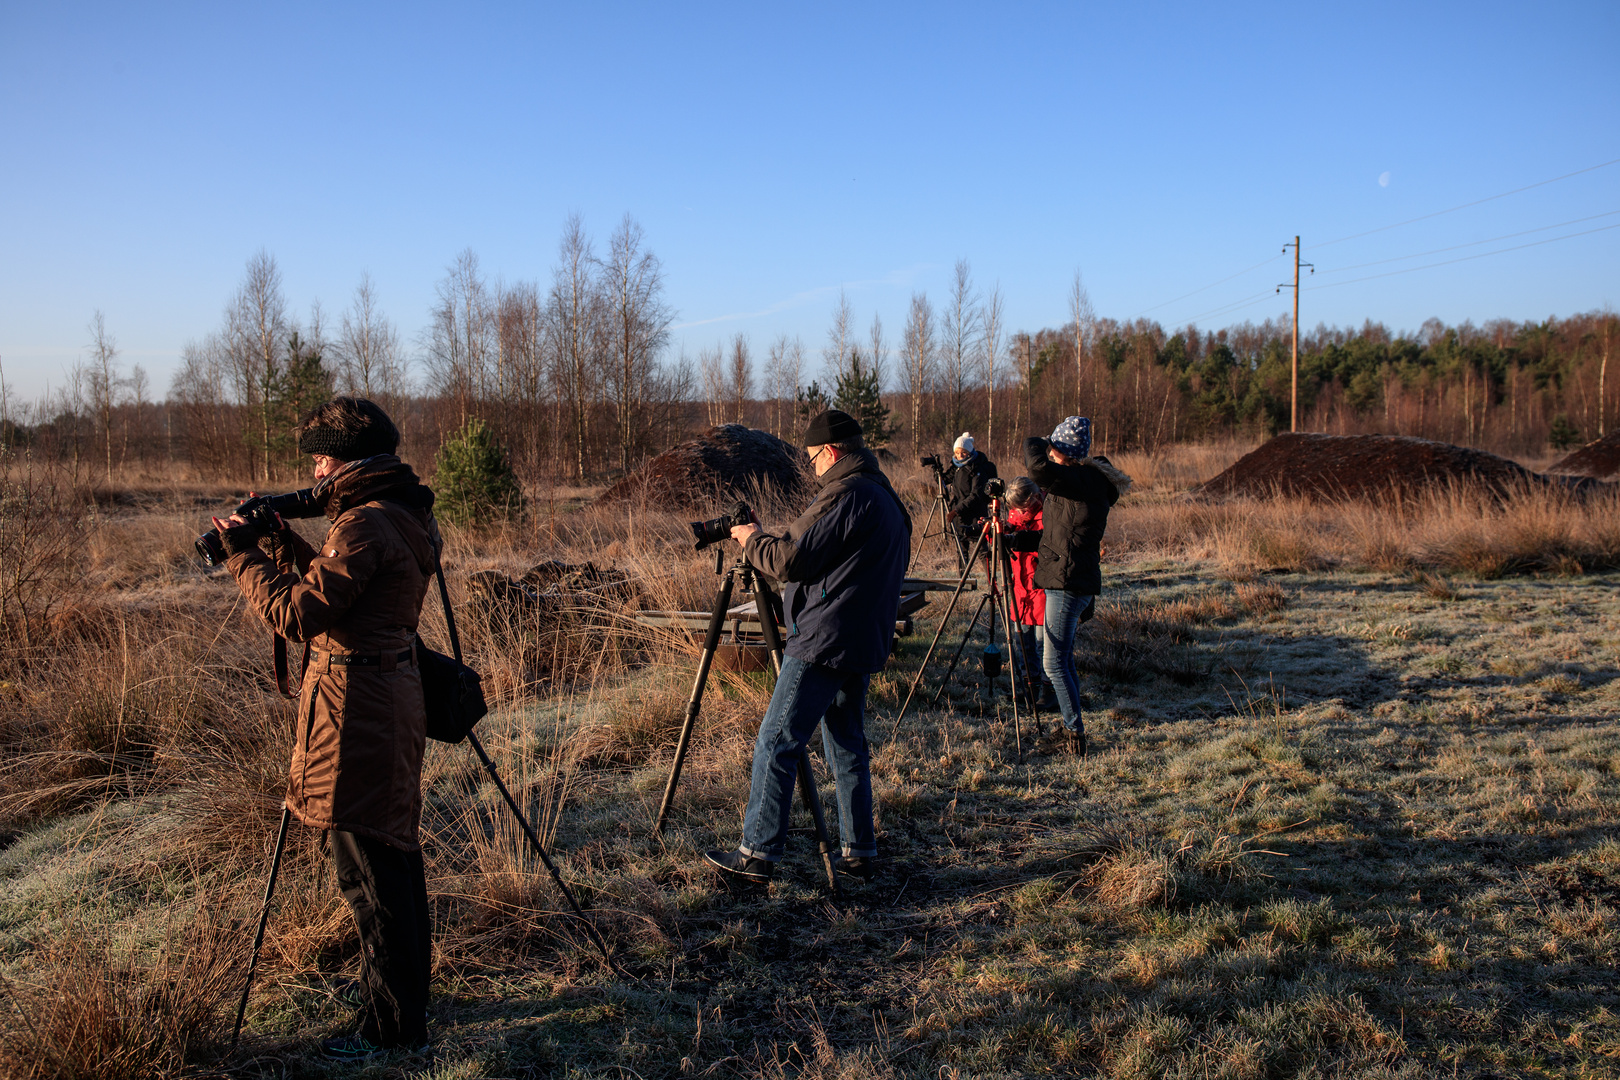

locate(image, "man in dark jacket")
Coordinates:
705 409 912 882
1024 415 1130 756
212 398 438 1060
944 431 997 560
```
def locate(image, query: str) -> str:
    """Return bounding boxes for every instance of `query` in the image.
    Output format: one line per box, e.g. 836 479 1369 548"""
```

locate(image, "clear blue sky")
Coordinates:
2 1 1616 403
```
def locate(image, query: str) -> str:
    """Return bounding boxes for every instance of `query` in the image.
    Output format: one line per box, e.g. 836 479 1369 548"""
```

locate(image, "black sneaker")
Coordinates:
835 856 877 881
704 849 774 882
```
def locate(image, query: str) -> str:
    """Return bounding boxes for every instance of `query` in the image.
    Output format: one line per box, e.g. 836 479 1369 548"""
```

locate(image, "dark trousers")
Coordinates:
330 830 431 1046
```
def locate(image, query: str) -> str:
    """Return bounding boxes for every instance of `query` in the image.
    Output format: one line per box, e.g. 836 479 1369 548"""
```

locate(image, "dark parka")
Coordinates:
945 451 998 527
744 448 912 673
1024 437 1121 597
226 457 440 851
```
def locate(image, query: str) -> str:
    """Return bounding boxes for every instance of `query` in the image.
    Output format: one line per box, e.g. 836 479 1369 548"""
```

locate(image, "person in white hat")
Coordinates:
944 432 998 560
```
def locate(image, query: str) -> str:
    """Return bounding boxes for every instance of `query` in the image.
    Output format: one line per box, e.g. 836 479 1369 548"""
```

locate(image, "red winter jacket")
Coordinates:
1005 502 1045 626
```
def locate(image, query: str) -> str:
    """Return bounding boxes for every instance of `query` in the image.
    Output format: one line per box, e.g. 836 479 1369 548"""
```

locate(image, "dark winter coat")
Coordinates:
744 447 912 673
226 456 440 851
1024 438 1123 596
945 451 998 528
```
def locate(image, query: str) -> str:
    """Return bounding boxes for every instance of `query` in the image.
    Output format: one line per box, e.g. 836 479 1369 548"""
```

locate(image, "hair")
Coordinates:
1007 476 1041 508
295 397 400 460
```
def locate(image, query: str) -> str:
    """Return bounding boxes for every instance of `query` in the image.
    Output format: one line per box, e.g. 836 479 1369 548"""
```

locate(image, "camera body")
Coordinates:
688 501 756 551
919 454 942 470
985 477 1006 498
195 488 324 567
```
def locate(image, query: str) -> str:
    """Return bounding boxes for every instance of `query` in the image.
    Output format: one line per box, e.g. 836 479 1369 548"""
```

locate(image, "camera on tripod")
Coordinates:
985 477 1006 498
919 454 943 470
195 489 324 566
688 501 756 551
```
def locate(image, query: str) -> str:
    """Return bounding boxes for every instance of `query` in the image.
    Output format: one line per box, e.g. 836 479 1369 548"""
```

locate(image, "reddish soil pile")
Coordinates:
1549 430 1620 479
1196 432 1604 501
597 424 811 509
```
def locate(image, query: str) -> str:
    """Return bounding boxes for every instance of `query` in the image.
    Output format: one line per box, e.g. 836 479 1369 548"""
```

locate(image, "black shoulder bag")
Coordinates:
417 553 488 743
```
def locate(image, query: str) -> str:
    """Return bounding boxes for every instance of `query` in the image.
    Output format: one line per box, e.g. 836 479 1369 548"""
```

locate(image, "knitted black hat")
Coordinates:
296 398 400 461
803 409 862 446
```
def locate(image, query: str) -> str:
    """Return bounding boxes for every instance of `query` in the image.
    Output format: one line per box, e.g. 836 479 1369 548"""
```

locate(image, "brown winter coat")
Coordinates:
227 457 440 851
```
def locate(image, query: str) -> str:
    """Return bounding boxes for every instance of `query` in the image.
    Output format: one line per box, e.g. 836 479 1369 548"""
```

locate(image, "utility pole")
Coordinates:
1278 237 1313 432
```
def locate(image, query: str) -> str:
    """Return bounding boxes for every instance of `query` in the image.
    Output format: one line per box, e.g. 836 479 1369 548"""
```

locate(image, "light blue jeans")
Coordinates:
1042 591 1095 732
739 656 876 861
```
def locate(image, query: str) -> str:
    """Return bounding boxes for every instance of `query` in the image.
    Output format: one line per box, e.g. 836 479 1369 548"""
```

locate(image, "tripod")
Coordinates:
886 491 1042 760
654 548 841 895
910 462 967 574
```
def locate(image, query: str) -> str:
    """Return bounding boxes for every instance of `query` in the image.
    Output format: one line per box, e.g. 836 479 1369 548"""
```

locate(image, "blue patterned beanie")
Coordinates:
1050 416 1092 458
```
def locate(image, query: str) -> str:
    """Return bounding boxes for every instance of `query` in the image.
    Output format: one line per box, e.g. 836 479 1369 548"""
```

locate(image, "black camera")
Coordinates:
688 501 756 551
919 454 942 470
985 477 1005 498
195 488 324 567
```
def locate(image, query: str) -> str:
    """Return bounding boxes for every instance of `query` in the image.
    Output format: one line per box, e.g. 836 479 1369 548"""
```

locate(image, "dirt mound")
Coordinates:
1196 432 1604 501
1549 430 1620 479
598 424 810 509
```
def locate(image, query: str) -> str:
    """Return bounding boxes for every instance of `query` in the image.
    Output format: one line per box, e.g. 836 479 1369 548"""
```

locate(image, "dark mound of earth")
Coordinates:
1549 429 1620 479
598 424 811 509
1196 432 1607 501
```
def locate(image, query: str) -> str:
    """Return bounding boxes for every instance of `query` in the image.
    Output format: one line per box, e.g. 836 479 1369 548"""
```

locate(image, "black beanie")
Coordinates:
803 409 862 446
296 398 400 461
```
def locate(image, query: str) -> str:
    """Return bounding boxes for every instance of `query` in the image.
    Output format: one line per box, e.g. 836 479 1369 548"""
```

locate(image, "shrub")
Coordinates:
433 419 523 528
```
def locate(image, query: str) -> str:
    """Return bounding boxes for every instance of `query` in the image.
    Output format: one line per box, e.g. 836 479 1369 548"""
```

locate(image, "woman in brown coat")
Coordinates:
213 398 439 1060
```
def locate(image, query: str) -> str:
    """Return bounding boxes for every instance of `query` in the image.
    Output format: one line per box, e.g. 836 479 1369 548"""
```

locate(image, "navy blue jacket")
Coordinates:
744 448 912 673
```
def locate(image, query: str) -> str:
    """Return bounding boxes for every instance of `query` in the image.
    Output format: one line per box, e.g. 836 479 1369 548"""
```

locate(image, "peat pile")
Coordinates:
1196 432 1605 501
464 560 640 683
598 424 810 509
1549 430 1620 479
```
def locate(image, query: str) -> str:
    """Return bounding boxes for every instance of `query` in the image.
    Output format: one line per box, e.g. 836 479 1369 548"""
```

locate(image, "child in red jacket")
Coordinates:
1004 477 1055 705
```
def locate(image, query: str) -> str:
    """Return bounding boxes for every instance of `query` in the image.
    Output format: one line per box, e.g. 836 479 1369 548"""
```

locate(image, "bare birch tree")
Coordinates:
334 273 405 405
939 260 981 438
497 280 546 476
426 250 493 427
601 215 673 473
224 251 289 483
824 289 854 382
729 334 752 424
699 345 726 428
763 336 788 437
981 283 1004 458
1069 271 1096 426
86 310 119 479
900 292 936 457
545 218 599 482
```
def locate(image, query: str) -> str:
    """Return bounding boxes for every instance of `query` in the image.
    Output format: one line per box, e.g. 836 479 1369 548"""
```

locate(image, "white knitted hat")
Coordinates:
953 432 974 454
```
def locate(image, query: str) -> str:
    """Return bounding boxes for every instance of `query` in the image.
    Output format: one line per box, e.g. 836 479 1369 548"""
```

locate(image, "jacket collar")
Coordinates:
317 454 435 519
817 446 882 489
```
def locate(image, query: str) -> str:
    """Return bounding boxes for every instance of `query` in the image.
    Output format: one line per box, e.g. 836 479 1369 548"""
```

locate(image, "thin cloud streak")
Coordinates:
674 265 934 330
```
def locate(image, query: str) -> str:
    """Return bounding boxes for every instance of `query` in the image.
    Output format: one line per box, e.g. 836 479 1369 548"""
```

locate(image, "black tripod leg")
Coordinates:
749 578 841 895
928 594 991 707
887 527 990 748
909 498 936 576
468 731 616 972
1000 544 1043 738
655 570 736 834
232 805 291 1048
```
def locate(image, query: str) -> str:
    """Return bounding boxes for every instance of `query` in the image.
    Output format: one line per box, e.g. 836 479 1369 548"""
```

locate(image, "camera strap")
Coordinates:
433 549 464 664
272 635 312 699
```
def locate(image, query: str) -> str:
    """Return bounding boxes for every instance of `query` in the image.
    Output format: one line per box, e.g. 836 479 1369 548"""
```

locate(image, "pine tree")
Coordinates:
433 419 524 527
832 347 899 447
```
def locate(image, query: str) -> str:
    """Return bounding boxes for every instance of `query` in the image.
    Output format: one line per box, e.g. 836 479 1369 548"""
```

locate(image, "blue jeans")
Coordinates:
1012 623 1048 687
740 656 876 862
1042 591 1095 732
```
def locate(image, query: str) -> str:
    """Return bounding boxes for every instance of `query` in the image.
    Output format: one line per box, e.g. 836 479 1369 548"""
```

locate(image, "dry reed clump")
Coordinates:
1046 826 1273 912
1111 481 1620 577
0 910 243 1080
1079 590 1249 685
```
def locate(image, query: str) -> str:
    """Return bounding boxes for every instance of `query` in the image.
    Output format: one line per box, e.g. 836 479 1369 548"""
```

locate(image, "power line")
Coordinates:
1315 209 1620 274
1176 289 1283 326
1134 253 1283 317
1307 221 1620 291
1315 157 1620 249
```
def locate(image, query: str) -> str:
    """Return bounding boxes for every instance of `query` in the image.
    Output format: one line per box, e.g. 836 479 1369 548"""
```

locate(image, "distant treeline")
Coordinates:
2 224 1614 488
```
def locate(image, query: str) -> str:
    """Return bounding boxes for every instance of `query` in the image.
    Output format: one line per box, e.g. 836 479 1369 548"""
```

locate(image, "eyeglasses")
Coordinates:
809 446 829 466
